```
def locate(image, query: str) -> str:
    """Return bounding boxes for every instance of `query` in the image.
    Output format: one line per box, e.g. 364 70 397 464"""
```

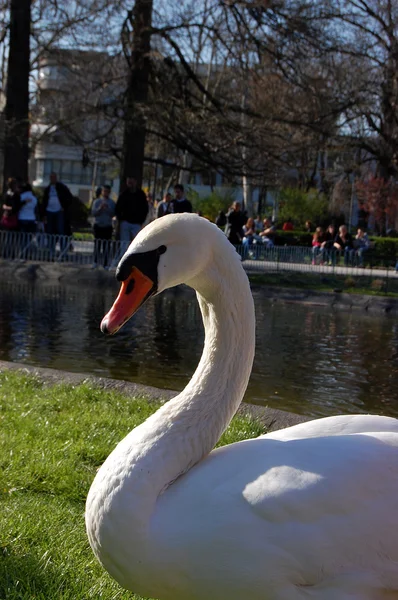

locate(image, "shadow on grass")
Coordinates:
0 548 65 599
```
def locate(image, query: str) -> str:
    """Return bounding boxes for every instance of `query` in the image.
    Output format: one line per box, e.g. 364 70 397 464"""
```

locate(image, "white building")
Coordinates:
30 49 119 202
29 49 275 215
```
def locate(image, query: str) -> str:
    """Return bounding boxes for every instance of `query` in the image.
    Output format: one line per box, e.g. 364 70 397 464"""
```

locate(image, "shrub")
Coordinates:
277 187 329 228
344 277 356 288
274 230 313 246
369 237 398 265
371 279 386 292
69 196 91 228
189 189 236 222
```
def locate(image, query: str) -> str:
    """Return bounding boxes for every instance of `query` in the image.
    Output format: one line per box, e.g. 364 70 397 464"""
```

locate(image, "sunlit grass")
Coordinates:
0 371 264 599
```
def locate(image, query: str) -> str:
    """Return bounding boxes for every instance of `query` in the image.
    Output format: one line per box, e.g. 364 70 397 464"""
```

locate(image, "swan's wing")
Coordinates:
152 427 398 596
236 431 398 522
157 417 398 529
263 414 398 441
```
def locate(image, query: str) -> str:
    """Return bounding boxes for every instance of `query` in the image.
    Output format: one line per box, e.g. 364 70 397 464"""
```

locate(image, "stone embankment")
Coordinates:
3 259 398 315
254 285 398 315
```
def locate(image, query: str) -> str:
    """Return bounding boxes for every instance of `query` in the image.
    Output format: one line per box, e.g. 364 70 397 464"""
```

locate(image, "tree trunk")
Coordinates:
3 0 31 189
120 0 153 190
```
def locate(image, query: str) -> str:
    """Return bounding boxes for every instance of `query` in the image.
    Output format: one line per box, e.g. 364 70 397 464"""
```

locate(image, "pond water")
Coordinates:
1 280 398 418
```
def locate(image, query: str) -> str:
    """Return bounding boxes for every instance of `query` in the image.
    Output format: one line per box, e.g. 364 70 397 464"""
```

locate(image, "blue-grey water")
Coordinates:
1 280 398 418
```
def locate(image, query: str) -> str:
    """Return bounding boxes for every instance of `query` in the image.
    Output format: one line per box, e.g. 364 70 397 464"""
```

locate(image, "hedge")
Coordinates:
274 231 398 265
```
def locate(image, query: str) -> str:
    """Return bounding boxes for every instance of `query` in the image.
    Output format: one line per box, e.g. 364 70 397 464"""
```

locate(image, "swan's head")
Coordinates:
101 214 227 335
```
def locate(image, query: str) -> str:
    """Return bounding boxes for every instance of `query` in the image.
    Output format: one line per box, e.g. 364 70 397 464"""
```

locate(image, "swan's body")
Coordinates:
86 214 398 599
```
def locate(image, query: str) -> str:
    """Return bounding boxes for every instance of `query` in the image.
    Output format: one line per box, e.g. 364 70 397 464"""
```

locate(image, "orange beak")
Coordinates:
100 267 155 335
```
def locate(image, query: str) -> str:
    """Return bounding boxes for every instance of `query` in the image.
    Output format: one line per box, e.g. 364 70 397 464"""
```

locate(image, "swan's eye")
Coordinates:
117 248 166 285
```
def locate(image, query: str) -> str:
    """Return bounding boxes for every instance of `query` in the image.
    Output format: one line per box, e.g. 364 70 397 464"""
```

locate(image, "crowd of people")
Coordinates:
0 173 194 266
217 203 372 266
91 180 193 267
311 224 371 266
1 174 371 268
215 201 277 250
1 173 73 238
1 173 75 257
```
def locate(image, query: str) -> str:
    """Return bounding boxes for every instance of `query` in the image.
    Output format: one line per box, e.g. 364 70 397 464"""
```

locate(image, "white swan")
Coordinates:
86 214 398 600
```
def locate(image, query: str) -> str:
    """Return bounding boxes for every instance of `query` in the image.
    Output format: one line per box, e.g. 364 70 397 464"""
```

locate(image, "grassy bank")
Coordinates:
0 372 264 600
249 270 398 297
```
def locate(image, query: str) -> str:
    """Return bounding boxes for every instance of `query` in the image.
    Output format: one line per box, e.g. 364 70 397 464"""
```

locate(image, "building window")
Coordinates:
43 159 53 181
36 159 44 180
42 159 94 185
200 170 217 187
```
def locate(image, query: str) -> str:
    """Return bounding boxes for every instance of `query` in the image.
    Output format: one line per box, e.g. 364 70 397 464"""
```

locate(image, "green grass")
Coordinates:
249 271 398 297
0 372 264 599
72 232 94 241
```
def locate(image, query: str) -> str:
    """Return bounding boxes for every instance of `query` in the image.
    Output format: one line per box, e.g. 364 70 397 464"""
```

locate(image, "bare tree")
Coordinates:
3 0 31 187
120 0 153 188
323 0 398 179
6 0 396 206
143 1 348 189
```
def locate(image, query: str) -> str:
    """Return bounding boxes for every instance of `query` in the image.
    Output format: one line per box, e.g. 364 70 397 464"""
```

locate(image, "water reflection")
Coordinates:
1 280 398 418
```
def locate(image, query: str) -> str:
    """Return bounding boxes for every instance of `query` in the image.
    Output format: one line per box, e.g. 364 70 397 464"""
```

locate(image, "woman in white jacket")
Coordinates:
18 183 38 233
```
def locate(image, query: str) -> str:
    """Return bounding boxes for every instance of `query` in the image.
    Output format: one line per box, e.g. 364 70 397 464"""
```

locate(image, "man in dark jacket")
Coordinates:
115 177 148 244
170 184 192 214
225 201 246 245
42 172 73 253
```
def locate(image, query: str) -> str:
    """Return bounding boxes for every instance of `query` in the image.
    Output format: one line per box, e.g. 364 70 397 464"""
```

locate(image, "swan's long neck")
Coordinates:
86 248 255 582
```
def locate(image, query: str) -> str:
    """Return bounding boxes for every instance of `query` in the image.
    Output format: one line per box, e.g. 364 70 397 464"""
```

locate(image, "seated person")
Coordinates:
254 215 263 233
312 226 325 264
354 227 370 266
259 217 276 248
304 220 313 233
334 224 354 265
320 224 336 263
242 218 258 243
282 218 294 231
242 218 261 258
242 217 262 255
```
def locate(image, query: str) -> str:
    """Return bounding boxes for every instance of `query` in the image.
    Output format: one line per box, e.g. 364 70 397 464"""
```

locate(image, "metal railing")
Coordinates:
236 242 398 277
0 231 397 278
0 230 123 268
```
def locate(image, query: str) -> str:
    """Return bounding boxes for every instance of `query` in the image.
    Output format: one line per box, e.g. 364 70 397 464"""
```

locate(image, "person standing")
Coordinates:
215 210 227 228
42 172 73 254
93 186 102 203
115 177 148 245
1 178 21 232
170 184 192 214
18 183 38 233
157 192 172 218
225 201 246 245
91 184 116 268
144 192 156 225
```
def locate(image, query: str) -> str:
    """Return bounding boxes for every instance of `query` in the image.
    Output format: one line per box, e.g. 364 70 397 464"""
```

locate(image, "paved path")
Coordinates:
243 258 398 278
72 243 398 279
